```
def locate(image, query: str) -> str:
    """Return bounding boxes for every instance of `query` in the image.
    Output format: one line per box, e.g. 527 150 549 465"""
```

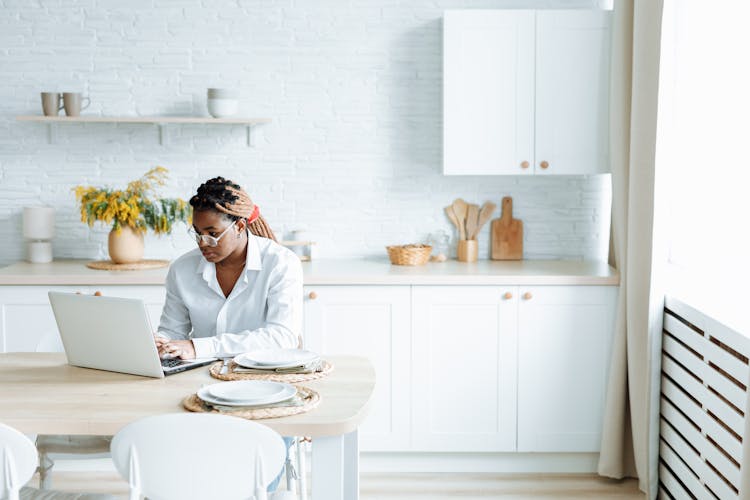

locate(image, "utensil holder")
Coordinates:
457 239 478 262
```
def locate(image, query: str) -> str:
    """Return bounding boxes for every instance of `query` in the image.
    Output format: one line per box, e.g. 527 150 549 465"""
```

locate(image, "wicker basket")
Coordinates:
386 244 432 266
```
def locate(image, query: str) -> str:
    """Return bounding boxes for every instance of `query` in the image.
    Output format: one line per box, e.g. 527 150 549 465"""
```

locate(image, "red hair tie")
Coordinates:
247 204 260 224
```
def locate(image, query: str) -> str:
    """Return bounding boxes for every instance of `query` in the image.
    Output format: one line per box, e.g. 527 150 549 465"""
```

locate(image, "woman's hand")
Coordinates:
154 335 171 358
163 339 197 360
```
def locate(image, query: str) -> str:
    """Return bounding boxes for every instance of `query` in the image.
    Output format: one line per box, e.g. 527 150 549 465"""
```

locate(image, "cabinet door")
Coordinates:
0 286 166 353
517 285 616 452
411 286 517 451
535 10 611 175
303 285 411 451
0 286 90 353
443 10 535 175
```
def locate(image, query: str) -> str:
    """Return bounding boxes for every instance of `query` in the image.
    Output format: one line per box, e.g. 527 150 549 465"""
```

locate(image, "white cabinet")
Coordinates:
517 286 617 452
535 11 612 175
302 285 412 451
0 286 88 352
411 285 616 453
443 11 535 176
0 285 165 353
411 286 517 451
443 10 611 175
1 279 617 459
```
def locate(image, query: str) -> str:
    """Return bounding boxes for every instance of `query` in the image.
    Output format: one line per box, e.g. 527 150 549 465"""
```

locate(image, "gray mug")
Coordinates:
62 92 90 117
41 92 63 116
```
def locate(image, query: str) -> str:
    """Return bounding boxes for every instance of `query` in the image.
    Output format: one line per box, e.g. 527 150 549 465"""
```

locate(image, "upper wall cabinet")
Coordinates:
443 10 612 175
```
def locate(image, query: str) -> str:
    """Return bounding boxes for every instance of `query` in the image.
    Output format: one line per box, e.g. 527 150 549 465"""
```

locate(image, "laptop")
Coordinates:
48 291 215 378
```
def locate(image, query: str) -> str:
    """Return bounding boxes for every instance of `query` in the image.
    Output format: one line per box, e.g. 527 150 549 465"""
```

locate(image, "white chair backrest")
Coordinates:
0 423 39 500
110 413 286 500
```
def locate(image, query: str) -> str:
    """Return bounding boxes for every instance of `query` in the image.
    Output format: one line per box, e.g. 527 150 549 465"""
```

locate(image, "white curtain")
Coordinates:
598 1 665 498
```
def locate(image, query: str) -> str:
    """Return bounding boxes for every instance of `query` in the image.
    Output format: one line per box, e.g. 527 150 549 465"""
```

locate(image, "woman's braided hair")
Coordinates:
189 177 277 241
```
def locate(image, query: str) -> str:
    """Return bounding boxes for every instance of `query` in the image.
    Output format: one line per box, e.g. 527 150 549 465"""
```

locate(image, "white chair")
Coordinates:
110 413 295 500
34 330 111 490
0 422 114 500
284 334 308 499
284 440 307 500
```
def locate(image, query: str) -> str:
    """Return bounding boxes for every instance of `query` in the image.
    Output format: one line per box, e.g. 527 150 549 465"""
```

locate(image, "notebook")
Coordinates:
48 291 214 378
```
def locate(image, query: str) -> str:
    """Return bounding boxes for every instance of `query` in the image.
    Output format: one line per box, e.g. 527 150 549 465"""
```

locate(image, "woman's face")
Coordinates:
191 210 244 263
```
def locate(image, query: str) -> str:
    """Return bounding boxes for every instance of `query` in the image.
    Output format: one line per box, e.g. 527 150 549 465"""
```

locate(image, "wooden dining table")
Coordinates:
0 353 375 500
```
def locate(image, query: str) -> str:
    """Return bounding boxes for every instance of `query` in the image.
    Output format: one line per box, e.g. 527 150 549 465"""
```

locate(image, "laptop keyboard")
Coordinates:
161 358 184 369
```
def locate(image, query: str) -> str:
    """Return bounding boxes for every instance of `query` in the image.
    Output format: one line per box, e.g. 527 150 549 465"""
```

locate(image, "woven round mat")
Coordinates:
86 259 170 271
182 385 320 420
209 359 334 383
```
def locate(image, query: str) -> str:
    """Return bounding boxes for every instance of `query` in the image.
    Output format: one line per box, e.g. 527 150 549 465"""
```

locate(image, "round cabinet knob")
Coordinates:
308 291 318 300
540 161 549 169
522 292 533 300
503 292 513 300
93 290 102 296
520 161 530 169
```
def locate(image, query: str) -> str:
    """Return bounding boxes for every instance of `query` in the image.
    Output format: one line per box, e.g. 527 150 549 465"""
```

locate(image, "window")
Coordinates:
656 0 750 332
661 0 750 284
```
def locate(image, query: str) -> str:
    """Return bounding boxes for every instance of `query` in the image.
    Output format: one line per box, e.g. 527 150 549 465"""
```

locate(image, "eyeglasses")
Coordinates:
187 221 236 247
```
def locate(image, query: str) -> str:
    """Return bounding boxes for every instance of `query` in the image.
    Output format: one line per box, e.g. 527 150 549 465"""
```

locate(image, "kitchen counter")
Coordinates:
0 259 619 286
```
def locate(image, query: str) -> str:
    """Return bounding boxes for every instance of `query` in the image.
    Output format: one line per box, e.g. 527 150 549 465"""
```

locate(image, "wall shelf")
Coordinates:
15 115 272 146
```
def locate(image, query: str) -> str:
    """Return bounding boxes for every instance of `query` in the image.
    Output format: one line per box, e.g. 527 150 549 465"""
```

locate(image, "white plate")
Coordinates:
207 380 286 402
197 387 296 408
232 356 319 371
201 381 296 406
243 348 320 367
235 349 320 369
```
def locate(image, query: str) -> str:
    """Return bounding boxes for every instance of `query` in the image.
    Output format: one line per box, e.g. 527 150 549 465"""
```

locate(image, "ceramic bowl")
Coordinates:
207 98 238 118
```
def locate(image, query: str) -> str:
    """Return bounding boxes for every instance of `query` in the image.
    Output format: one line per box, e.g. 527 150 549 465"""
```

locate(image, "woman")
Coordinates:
155 177 300 492
155 176 302 360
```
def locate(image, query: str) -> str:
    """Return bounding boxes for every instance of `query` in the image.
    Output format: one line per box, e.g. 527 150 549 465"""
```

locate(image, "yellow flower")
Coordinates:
72 167 191 235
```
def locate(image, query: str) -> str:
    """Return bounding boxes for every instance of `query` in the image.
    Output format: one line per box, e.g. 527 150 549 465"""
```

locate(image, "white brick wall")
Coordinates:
0 0 611 266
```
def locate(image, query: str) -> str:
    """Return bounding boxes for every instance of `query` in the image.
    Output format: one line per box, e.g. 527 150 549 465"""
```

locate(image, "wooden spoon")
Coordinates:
474 201 497 238
451 198 468 240
444 205 461 237
466 204 479 240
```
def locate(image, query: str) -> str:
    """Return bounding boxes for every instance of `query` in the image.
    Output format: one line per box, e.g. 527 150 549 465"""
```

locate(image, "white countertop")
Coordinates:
0 259 619 286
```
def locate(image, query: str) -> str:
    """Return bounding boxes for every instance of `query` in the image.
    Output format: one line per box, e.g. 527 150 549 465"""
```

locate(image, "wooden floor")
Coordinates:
31 471 646 499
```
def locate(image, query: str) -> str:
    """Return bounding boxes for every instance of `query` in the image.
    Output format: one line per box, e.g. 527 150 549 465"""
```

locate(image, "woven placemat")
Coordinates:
86 259 170 271
209 359 334 383
182 385 320 420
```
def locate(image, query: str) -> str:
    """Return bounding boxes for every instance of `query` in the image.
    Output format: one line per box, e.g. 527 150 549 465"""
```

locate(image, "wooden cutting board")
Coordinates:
491 196 523 260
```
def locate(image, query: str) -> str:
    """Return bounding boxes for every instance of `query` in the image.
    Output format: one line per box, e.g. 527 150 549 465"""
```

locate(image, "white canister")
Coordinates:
22 206 55 263
290 230 315 260
289 230 307 258
207 88 239 118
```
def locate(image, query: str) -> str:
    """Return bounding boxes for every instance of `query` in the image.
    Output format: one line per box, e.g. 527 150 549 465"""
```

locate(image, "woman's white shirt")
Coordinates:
157 233 303 358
